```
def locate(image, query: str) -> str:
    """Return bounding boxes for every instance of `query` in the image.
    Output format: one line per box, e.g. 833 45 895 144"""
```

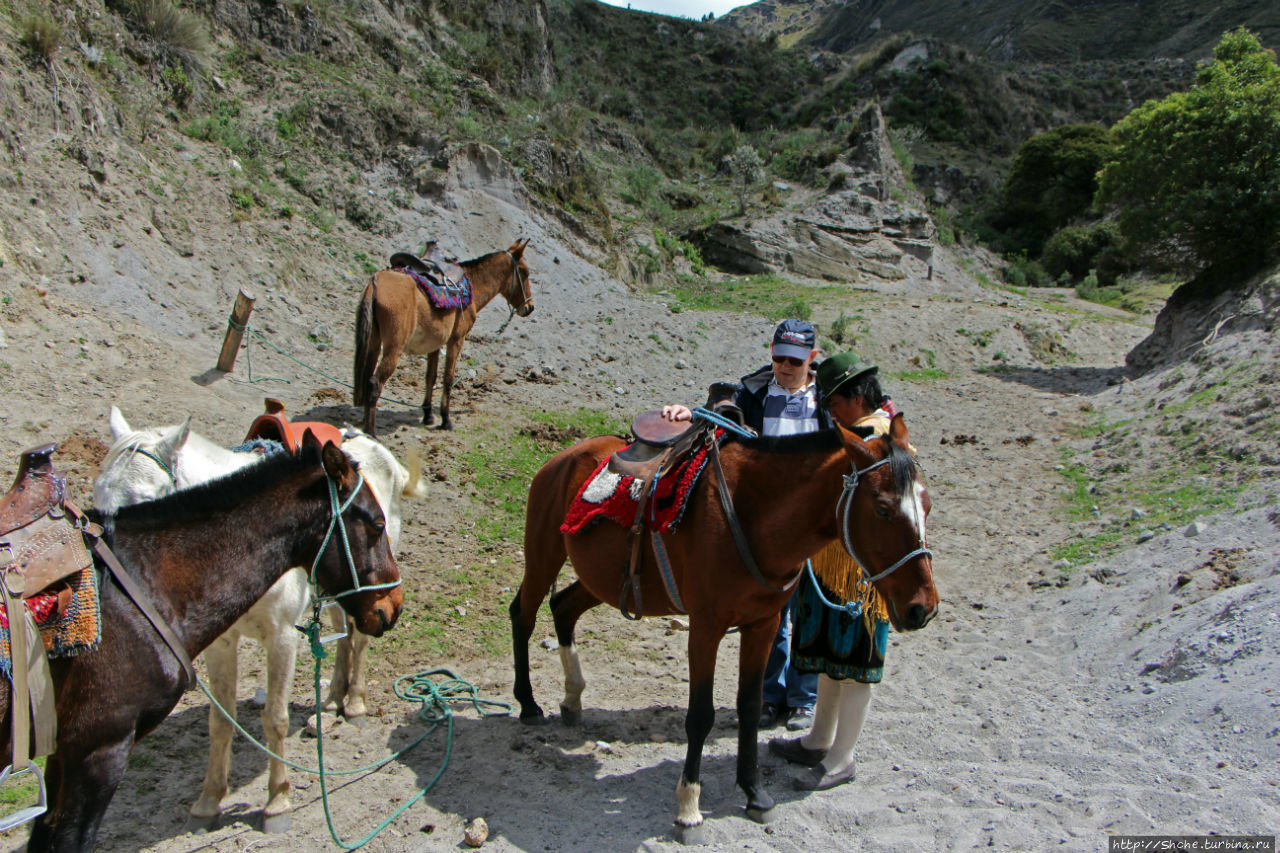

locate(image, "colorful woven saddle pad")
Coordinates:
560 432 721 536
390 248 472 310
0 566 100 680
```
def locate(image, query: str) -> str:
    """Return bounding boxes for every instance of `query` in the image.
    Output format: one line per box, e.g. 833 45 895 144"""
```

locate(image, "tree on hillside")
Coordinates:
998 123 1116 256
1096 28 1280 292
727 144 765 213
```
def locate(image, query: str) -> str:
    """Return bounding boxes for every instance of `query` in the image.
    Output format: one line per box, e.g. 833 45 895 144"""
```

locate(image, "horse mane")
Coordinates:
728 428 918 490
727 429 843 455
99 443 328 529
461 249 507 267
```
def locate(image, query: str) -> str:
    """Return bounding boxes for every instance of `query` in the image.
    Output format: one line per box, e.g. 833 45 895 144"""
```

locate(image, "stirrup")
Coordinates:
0 760 48 831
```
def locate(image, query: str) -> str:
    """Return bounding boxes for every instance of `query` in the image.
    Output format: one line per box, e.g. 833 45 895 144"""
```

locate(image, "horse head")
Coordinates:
94 406 190 511
505 237 535 318
305 432 403 636
837 415 939 631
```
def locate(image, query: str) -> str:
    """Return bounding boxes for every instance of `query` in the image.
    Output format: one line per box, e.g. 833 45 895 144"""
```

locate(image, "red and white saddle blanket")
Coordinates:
560 432 722 536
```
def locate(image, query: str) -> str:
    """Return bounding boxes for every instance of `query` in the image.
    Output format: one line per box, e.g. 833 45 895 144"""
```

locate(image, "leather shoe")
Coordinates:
793 761 856 791
768 736 826 767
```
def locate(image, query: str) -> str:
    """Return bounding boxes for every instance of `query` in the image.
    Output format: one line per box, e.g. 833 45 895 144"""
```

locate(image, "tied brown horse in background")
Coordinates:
1 435 402 852
511 416 938 842
353 238 534 436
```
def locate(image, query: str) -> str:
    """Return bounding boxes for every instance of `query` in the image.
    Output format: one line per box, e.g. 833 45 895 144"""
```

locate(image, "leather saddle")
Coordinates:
390 241 468 295
0 445 92 600
608 381 746 481
243 398 343 455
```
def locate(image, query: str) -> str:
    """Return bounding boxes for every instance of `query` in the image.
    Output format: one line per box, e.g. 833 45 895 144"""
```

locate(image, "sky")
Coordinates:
597 1 746 20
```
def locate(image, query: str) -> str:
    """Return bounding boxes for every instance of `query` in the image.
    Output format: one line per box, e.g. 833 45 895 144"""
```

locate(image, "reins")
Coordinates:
506 249 533 315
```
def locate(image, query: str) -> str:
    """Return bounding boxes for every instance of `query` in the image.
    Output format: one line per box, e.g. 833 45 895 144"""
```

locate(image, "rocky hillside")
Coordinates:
723 0 1278 62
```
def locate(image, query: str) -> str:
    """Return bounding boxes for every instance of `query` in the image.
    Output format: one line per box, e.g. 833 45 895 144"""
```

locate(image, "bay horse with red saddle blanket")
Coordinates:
511 415 938 842
0 435 401 852
353 238 534 435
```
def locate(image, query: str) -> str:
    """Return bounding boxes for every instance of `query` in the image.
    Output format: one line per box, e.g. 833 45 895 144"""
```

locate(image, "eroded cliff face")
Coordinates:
690 102 935 285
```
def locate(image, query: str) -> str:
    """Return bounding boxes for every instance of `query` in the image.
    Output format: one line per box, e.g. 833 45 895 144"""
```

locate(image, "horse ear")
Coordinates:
156 418 191 462
320 440 354 485
836 422 877 467
109 406 132 440
510 237 530 256
889 413 911 449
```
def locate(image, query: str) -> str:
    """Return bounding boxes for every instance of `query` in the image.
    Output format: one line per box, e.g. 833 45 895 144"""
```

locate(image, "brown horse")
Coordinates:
511 417 938 842
353 238 534 435
1 435 402 852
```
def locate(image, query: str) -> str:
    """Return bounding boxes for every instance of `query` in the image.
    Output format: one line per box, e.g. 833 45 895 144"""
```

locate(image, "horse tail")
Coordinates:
353 277 378 407
402 446 428 499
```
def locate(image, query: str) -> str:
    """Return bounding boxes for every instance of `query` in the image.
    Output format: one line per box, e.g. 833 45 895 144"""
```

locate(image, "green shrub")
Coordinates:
995 124 1116 256
114 0 209 69
20 14 61 63
1042 222 1123 284
1097 28 1280 288
1002 254 1052 288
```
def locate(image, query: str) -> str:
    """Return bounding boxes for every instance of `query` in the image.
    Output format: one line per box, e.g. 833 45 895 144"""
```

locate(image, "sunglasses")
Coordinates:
771 355 806 367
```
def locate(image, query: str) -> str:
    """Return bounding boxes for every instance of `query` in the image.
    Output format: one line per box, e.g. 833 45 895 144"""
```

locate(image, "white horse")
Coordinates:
92 406 426 832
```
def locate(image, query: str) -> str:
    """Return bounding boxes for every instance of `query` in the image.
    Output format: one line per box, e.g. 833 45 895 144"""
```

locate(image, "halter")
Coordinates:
309 470 402 605
126 443 176 484
506 250 533 315
835 454 933 588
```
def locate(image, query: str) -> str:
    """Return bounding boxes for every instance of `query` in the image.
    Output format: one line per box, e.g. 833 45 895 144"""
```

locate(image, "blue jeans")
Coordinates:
761 595 818 709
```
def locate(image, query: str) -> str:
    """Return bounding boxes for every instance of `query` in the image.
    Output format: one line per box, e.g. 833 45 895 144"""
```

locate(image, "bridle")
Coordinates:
123 442 176 485
308 469 401 605
506 250 534 315
835 454 933 589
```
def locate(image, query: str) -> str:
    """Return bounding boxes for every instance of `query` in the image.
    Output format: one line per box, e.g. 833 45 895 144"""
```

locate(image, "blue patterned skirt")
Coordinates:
792 570 889 683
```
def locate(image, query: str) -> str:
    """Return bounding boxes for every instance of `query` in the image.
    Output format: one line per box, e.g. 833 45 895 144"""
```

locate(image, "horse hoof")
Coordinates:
744 804 775 824
262 812 293 834
673 821 708 845
183 814 218 834
520 711 549 726
344 713 368 728
559 706 582 727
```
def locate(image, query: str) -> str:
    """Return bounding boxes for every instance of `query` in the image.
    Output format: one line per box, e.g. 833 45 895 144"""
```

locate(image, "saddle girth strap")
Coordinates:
63 501 197 689
708 439 800 595
620 467 663 621
4 579 57 767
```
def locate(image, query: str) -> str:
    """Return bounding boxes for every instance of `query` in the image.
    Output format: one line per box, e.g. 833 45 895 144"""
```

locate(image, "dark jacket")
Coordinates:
733 365 833 434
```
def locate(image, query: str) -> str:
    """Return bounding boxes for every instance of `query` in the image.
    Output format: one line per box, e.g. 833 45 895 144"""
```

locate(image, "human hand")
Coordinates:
661 405 693 422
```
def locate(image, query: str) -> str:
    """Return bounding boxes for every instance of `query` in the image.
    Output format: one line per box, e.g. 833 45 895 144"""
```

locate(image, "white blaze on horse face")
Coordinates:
899 481 928 544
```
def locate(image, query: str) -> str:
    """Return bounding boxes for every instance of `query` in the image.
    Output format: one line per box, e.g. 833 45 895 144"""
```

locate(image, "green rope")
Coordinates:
306 617 511 851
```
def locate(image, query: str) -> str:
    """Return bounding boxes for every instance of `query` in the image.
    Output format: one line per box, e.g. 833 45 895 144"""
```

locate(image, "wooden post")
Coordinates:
215 288 256 373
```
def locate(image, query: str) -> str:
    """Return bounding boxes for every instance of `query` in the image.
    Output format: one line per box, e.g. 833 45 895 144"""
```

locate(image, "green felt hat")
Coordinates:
817 352 878 404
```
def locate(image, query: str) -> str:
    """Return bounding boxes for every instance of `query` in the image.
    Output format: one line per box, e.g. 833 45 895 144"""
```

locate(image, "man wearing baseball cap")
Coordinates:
662 318 831 729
